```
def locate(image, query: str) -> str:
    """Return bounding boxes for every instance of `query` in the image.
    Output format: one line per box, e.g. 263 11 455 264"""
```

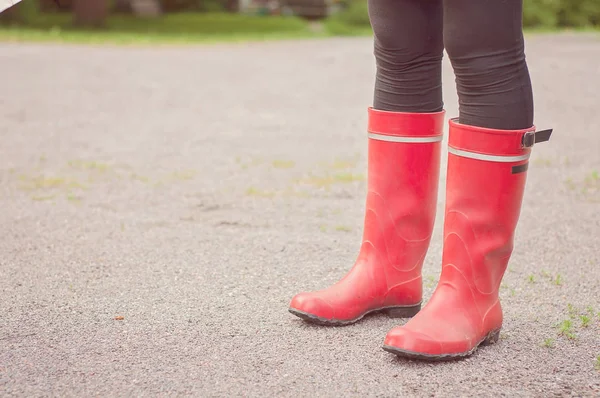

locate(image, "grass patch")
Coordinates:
295 171 365 189
587 306 596 317
322 1 600 38
31 194 56 201
538 270 564 286
333 172 365 183
580 315 591 328
557 304 599 340
565 178 577 191
568 303 578 319
245 186 276 198
318 155 361 171
542 338 555 348
130 173 151 184
2 11 598 46
582 170 600 194
322 17 372 37
322 21 600 38
282 188 310 198
334 225 352 232
540 269 551 278
68 159 111 172
236 156 264 170
554 274 563 285
533 157 553 167
424 275 437 289
18 173 84 192
321 0 372 37
558 319 577 340
272 160 295 169
165 170 197 182
564 171 600 200
0 12 321 45
66 192 82 203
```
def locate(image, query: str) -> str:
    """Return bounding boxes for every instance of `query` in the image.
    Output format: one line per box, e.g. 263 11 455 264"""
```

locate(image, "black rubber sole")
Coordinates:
382 329 501 361
288 303 421 326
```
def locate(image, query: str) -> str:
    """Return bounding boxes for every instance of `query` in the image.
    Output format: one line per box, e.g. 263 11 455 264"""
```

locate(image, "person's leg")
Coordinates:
370 0 444 112
288 0 445 326
382 0 552 359
443 0 534 129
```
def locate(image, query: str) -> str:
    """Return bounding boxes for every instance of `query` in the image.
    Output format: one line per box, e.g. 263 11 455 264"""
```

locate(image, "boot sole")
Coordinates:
382 329 501 361
288 303 421 326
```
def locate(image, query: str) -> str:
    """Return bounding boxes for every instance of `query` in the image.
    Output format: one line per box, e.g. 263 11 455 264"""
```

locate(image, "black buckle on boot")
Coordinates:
522 129 553 148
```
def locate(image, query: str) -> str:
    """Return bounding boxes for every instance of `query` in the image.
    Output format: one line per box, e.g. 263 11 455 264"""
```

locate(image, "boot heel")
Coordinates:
482 329 501 346
385 304 421 319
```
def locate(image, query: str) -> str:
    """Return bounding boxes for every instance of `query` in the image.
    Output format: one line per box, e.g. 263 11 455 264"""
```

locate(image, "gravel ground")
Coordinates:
1 33 599 397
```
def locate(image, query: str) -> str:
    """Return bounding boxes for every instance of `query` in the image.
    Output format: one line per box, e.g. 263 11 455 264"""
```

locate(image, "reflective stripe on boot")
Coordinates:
288 108 445 325
383 118 552 359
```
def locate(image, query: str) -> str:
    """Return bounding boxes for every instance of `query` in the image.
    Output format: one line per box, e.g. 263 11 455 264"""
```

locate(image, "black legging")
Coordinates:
369 0 534 130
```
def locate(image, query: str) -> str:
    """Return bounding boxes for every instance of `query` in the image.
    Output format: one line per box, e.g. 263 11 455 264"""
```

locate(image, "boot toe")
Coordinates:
289 293 335 320
383 327 443 357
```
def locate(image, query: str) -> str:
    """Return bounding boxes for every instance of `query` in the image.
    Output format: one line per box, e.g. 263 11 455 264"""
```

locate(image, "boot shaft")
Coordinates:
441 119 552 297
362 108 445 254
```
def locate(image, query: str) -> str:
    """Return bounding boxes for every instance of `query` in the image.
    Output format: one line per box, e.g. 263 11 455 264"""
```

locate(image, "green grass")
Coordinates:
334 225 352 232
553 273 563 285
1 10 599 46
0 12 324 45
424 275 437 289
328 18 600 37
568 303 578 319
558 319 577 340
271 160 296 169
245 186 276 198
322 18 372 37
580 315 591 328
542 338 555 348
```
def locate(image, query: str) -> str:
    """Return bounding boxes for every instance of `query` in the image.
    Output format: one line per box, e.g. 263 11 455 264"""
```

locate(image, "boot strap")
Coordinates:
522 129 553 148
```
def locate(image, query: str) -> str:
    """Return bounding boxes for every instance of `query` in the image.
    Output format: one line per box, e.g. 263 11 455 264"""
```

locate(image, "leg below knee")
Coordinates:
373 45 444 113
369 0 444 113
443 0 534 130
446 44 534 130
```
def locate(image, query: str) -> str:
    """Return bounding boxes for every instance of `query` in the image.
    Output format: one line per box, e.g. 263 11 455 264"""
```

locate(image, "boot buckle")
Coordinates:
522 129 553 148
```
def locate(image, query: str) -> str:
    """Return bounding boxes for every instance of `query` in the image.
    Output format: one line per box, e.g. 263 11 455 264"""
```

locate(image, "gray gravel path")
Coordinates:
1 33 599 397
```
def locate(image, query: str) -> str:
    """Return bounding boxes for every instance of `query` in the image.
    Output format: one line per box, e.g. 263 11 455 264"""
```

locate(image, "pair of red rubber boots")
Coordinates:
288 108 552 360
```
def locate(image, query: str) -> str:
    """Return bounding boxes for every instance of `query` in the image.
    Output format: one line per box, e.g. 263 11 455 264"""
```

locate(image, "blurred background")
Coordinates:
1 0 599 44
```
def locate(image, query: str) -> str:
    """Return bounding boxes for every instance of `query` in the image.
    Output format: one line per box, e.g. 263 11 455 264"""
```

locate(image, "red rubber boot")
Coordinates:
382 118 552 359
288 108 445 325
